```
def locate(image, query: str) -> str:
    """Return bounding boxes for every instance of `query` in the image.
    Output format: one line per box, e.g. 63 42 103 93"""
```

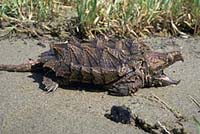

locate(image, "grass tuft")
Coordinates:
0 0 54 22
76 0 200 38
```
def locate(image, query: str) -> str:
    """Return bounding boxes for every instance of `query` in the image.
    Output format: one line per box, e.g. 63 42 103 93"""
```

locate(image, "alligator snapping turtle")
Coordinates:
0 37 183 96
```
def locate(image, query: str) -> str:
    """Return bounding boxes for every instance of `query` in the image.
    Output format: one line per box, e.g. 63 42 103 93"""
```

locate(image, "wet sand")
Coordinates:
0 37 199 134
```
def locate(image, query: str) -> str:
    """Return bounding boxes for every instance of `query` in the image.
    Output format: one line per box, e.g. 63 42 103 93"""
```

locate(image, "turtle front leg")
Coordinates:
42 76 59 92
107 72 144 96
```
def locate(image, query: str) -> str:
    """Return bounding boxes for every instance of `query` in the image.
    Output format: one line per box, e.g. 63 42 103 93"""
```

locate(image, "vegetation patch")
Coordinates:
76 0 200 38
0 0 200 39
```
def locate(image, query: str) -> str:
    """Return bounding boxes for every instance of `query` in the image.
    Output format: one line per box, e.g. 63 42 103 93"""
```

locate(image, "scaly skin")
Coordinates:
0 60 42 72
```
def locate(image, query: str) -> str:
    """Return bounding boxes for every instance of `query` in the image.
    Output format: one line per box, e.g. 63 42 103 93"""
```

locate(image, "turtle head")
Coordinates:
142 51 183 87
145 51 184 72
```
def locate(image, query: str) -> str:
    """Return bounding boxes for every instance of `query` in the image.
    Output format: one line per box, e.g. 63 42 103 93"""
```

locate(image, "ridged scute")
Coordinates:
41 37 148 85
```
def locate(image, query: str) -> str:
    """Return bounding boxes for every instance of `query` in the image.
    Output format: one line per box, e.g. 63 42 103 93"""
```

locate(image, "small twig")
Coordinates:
157 121 171 134
136 93 184 119
135 94 169 111
189 95 200 109
152 94 184 119
170 19 188 38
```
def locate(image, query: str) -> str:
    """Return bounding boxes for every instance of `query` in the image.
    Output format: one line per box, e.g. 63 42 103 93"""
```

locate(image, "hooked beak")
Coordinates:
153 73 180 87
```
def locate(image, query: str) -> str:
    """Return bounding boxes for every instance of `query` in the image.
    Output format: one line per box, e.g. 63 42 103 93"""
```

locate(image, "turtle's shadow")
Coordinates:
28 73 106 93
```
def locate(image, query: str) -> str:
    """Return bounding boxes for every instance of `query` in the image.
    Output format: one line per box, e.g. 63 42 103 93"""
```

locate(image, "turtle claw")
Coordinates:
46 83 59 93
42 76 59 92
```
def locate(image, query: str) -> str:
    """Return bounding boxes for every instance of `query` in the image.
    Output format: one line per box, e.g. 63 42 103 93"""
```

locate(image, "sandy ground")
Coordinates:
0 36 200 134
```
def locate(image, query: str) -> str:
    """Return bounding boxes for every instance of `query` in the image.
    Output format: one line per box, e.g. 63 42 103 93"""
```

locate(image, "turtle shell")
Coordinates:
41 38 149 85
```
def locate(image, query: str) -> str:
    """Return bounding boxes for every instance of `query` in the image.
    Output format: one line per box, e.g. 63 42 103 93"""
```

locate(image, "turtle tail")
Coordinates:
0 60 43 72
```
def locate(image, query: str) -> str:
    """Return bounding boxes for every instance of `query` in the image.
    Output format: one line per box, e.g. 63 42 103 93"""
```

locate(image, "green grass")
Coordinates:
76 0 200 38
193 116 200 134
0 0 200 38
0 0 53 22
